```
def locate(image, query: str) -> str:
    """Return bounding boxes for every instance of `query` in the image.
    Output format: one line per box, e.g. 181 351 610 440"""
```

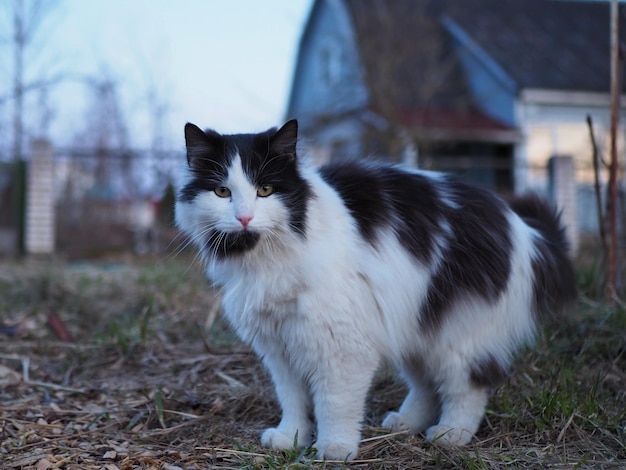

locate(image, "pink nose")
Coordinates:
237 215 253 228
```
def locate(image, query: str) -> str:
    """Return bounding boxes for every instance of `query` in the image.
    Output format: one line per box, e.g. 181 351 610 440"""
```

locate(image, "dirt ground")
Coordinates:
0 256 624 469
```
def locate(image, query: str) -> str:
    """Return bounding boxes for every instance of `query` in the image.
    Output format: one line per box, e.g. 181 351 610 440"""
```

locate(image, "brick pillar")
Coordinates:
549 155 578 255
25 139 55 254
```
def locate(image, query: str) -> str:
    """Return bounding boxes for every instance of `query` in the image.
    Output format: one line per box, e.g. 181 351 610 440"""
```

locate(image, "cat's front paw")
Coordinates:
425 424 473 446
382 411 411 432
261 427 299 450
314 440 358 461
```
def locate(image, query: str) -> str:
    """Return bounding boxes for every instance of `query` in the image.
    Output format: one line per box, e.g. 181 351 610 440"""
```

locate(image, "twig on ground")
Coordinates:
0 353 86 393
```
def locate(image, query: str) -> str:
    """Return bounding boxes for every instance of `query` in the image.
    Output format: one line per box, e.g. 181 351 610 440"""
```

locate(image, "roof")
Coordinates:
443 0 624 93
289 0 623 142
343 0 625 96
344 0 470 111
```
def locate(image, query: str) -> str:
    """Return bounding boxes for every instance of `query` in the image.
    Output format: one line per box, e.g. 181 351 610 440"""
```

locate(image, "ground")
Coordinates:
0 255 624 469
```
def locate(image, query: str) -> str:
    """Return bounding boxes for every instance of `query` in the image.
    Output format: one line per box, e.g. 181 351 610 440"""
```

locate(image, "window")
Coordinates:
320 46 342 86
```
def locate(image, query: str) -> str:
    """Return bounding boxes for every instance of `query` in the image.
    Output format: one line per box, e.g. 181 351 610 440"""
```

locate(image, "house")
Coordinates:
286 0 626 199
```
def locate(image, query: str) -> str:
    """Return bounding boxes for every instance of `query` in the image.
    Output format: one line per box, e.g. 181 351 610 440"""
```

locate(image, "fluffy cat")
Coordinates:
175 119 576 461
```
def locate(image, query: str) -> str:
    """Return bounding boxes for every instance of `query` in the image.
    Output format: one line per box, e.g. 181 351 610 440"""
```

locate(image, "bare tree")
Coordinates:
348 0 471 163
0 0 63 161
76 77 131 197
144 79 174 192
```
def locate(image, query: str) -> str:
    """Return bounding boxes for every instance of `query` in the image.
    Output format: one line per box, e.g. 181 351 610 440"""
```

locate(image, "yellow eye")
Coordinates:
214 186 231 198
257 184 274 197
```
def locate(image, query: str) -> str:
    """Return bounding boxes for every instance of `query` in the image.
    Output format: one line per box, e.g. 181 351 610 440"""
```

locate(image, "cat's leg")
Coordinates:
310 359 378 461
425 373 489 446
260 352 313 450
382 368 439 433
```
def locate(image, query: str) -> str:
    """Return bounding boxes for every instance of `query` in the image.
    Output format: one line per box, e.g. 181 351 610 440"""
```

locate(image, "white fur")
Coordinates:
176 156 543 461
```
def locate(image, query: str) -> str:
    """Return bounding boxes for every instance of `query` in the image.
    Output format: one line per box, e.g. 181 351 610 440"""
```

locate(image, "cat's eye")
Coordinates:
257 184 274 197
214 186 231 198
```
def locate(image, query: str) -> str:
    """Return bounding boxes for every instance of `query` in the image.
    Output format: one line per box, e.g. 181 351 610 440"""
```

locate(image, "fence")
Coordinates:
0 140 618 258
0 140 182 258
53 145 182 258
524 160 622 240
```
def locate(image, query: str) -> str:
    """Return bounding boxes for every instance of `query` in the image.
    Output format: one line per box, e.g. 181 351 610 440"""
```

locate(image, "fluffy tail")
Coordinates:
509 194 577 319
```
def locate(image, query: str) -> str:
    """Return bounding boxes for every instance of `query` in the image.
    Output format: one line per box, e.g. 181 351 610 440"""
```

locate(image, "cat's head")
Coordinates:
175 120 311 260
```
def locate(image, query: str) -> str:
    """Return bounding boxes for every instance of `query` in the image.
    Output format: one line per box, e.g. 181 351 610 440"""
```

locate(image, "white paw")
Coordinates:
261 428 298 450
382 411 411 432
426 424 474 446
314 440 358 461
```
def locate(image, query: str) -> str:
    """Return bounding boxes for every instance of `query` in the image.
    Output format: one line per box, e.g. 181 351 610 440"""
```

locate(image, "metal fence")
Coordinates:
51 146 182 258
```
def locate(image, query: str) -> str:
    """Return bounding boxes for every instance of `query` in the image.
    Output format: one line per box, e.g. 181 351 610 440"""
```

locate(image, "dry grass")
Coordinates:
0 254 624 469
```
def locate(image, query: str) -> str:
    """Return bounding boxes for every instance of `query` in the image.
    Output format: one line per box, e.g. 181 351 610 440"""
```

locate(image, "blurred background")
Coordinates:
0 0 623 259
1 4 625 467
0 0 311 258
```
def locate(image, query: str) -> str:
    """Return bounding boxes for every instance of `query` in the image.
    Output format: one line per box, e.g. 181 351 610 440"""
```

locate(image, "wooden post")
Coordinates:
607 0 620 303
549 156 578 256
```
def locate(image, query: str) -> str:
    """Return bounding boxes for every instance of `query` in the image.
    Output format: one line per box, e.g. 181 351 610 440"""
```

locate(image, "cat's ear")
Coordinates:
270 119 298 159
184 122 221 168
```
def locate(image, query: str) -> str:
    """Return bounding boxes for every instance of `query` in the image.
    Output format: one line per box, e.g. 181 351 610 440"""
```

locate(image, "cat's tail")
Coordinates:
509 194 577 319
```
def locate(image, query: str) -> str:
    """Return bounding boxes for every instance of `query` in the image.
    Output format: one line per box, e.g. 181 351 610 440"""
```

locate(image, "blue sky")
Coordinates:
1 0 313 151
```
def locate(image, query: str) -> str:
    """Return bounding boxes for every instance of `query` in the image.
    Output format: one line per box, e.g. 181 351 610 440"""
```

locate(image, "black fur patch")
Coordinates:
319 161 392 243
509 194 577 319
321 162 513 331
470 355 509 388
179 123 235 202
420 180 513 331
379 168 447 264
206 230 261 258
320 162 444 263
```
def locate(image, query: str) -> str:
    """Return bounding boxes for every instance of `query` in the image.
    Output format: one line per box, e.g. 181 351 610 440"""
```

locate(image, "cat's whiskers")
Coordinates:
209 230 231 258
164 232 188 260
192 155 230 173
163 229 207 275
207 233 222 257
264 226 290 253
254 231 278 259
169 223 208 259
257 152 291 177
181 219 219 261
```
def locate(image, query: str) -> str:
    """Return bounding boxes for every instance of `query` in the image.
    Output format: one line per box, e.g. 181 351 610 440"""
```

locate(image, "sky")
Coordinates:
0 0 313 152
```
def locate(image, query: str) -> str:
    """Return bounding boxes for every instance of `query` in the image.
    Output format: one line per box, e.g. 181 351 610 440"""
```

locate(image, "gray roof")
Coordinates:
445 0 622 93
345 0 625 94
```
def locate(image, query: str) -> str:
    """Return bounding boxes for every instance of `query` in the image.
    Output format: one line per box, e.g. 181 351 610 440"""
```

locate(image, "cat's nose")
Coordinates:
237 215 254 228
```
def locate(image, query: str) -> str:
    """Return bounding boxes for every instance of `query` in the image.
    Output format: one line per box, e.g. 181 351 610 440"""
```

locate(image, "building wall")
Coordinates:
516 90 626 234
516 91 625 191
287 0 368 128
25 139 55 255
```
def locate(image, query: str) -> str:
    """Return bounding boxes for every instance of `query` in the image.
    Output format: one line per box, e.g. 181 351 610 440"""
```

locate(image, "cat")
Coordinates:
175 119 577 461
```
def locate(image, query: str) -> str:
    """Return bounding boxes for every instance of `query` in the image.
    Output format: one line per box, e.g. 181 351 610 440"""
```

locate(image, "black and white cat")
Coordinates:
175 120 576 461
